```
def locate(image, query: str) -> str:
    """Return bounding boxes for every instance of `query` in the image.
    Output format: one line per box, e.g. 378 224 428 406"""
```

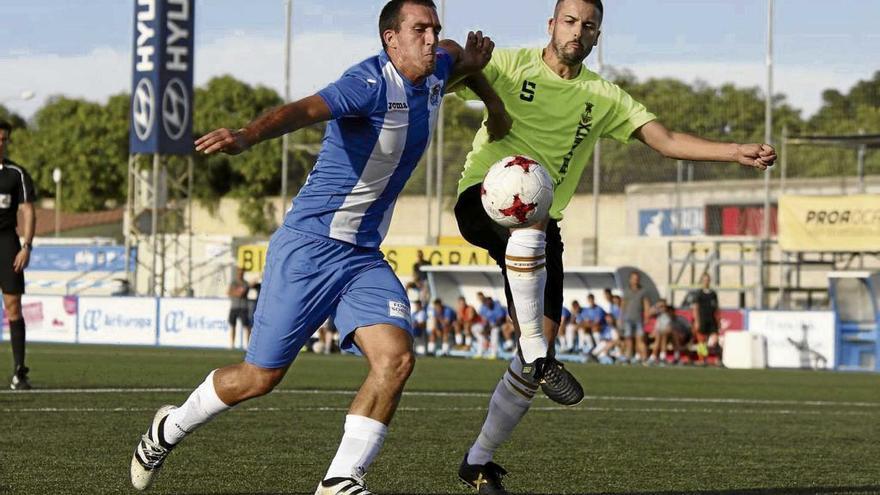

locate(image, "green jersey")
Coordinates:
456 47 656 220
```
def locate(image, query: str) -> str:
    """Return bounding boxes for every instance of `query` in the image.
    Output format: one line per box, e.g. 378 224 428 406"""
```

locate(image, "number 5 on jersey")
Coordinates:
520 80 537 102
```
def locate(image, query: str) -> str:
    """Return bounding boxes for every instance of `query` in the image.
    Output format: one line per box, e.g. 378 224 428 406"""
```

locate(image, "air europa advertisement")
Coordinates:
778 195 880 252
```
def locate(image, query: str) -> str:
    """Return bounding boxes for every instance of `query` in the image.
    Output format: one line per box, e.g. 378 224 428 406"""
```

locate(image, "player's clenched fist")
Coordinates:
735 143 777 170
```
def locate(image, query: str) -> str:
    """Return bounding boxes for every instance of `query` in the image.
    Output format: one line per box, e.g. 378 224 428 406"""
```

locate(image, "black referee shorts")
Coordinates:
454 183 564 324
0 231 25 295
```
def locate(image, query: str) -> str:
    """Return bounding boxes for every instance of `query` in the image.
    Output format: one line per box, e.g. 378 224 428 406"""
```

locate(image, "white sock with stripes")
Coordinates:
324 414 387 481
163 370 231 445
467 354 537 465
505 228 548 363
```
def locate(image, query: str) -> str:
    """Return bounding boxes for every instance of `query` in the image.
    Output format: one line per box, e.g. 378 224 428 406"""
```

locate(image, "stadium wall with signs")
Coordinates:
0 297 861 371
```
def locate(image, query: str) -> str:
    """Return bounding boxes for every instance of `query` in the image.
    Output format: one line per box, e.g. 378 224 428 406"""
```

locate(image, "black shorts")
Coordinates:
0 231 25 295
697 319 719 335
454 184 564 324
228 307 252 328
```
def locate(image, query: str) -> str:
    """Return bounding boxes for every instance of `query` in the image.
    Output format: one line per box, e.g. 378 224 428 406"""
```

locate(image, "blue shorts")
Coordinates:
245 227 413 369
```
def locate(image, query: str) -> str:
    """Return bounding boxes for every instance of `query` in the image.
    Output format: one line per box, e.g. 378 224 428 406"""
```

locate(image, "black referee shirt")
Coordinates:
0 159 36 232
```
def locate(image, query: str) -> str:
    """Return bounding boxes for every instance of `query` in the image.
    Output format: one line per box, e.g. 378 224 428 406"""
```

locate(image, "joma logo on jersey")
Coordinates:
557 102 594 183
387 101 409 111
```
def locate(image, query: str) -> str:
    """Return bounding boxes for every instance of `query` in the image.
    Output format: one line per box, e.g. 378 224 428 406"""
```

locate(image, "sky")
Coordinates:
1 0 877 119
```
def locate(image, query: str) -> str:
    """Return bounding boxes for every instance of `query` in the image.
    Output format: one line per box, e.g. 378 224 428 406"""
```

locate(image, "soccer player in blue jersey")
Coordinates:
128 2 503 494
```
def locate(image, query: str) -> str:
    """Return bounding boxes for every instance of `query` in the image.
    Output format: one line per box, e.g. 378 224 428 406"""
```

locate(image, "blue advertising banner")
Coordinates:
639 208 705 237
130 0 195 155
29 246 135 272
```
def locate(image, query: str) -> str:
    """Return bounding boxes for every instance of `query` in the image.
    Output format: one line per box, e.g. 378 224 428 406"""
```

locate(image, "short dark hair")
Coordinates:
379 0 437 48
0 121 11 134
554 0 604 17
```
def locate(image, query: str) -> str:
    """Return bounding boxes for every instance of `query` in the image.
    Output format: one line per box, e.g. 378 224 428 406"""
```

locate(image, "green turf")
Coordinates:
1 343 879 495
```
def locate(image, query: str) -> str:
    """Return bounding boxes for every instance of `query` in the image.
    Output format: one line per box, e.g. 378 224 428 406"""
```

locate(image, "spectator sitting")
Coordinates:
648 299 670 364
477 296 508 358
562 300 583 354
428 298 457 356
454 296 477 350
650 300 692 364
581 294 607 358
411 300 428 355
594 308 622 365
315 317 338 355
558 304 572 353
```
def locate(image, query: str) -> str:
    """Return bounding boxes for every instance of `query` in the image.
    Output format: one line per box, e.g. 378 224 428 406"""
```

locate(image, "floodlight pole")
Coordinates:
591 34 604 265
857 129 866 193
762 0 774 242
759 0 774 309
435 0 446 243
280 0 293 223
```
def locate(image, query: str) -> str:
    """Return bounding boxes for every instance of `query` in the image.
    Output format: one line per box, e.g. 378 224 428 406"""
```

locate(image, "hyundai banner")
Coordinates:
130 0 195 154
158 298 231 348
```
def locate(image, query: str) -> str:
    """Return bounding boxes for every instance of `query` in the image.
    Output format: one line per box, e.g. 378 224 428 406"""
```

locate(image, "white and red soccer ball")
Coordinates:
480 155 554 228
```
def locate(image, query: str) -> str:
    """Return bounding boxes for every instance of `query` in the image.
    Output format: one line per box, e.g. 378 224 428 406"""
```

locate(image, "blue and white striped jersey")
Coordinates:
284 48 454 248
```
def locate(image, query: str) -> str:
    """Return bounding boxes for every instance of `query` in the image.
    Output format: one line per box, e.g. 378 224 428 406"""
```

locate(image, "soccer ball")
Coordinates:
480 155 554 228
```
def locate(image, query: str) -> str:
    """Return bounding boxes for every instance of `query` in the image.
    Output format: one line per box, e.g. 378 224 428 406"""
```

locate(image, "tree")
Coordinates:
12 95 130 211
189 76 326 233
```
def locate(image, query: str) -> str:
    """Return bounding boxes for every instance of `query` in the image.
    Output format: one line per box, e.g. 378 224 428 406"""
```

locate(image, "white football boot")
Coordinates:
315 476 373 495
130 405 177 491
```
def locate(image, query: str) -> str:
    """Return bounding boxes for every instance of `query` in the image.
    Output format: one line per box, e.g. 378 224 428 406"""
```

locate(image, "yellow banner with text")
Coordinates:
779 195 880 252
237 243 493 277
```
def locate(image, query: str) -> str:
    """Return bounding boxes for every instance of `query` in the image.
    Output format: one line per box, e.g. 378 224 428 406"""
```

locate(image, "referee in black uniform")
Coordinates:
0 121 36 390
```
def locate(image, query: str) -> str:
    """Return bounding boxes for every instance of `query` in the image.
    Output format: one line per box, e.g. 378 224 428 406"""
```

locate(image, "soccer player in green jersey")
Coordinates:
453 0 776 492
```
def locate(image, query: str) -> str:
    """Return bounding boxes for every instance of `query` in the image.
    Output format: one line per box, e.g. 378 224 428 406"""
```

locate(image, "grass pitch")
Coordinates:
1 343 879 494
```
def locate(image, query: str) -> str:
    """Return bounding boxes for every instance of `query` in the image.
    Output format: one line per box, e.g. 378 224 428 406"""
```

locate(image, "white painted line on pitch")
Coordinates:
2 387 878 408
0 405 875 417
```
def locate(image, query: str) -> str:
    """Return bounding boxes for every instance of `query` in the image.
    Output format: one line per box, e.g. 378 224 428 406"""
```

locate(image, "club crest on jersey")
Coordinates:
387 101 409 111
0 194 10 209
429 84 442 106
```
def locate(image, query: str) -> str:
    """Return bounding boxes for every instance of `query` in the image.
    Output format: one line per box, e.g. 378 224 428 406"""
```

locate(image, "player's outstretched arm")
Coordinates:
635 120 777 170
195 95 332 155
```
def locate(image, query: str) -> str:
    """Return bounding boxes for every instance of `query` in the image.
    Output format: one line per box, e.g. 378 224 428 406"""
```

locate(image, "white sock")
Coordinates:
427 341 435 353
490 327 500 353
505 229 547 363
467 354 536 465
565 324 576 349
455 334 463 345
163 370 231 445
324 415 387 481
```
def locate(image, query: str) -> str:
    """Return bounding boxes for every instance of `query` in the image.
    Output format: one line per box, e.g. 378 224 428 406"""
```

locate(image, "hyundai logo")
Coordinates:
82 309 102 332
132 78 155 141
162 78 189 141
165 310 185 333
